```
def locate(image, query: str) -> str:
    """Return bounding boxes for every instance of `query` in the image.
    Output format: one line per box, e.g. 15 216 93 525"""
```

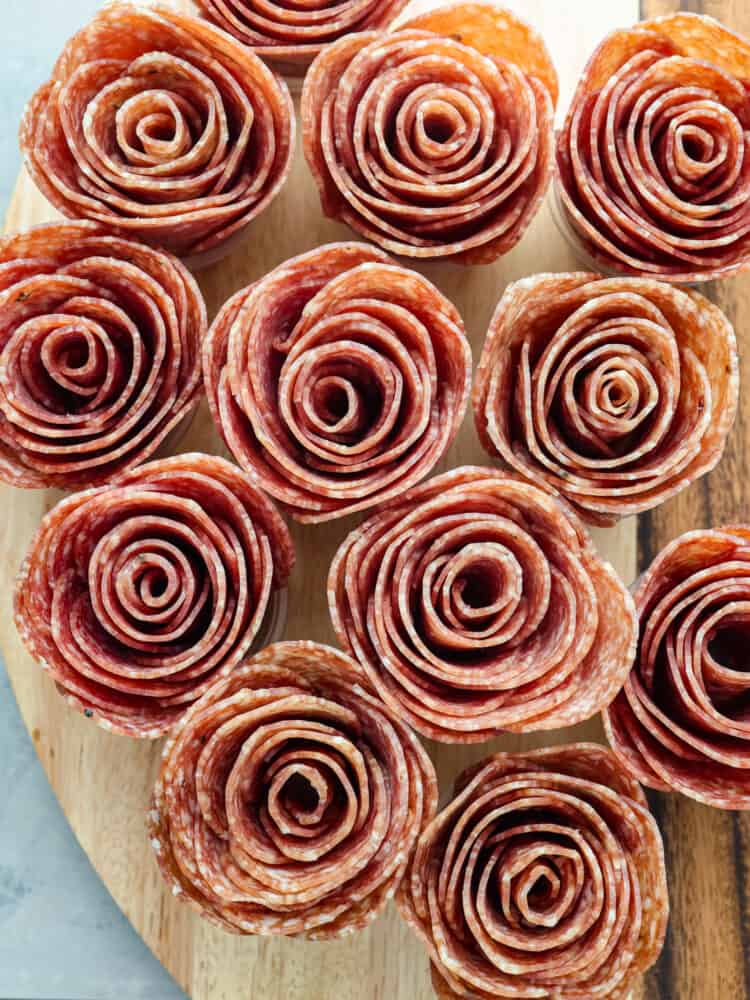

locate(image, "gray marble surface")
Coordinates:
1 4 187 998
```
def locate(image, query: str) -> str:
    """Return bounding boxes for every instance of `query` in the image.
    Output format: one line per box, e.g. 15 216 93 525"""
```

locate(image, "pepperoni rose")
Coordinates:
556 13 750 281
195 0 409 75
302 3 557 263
150 641 438 937
605 526 750 809
20 3 294 263
328 466 636 742
473 273 738 525
203 243 471 522
14 454 294 738
398 744 668 1000
0 222 205 489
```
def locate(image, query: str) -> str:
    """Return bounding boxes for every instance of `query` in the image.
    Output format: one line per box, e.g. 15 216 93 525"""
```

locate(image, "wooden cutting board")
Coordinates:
2 1 748 997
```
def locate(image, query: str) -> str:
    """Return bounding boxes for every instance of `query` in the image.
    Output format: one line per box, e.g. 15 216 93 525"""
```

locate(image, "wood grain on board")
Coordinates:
0 0 745 997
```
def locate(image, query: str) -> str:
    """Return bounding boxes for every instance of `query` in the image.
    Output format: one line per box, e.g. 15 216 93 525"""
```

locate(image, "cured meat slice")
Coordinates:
556 13 750 281
203 242 471 522
149 640 438 937
20 3 294 263
0 221 206 489
195 0 409 75
14 454 294 739
473 273 739 525
398 743 668 1000
604 526 750 809
301 3 557 263
328 466 636 742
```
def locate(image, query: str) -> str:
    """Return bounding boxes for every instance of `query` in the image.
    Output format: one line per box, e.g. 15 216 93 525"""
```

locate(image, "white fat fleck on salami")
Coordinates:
19 3 294 262
148 640 438 938
473 272 739 524
202 242 472 522
397 743 669 1000
556 12 750 282
604 525 750 810
301 3 557 263
14 453 294 739
328 465 637 742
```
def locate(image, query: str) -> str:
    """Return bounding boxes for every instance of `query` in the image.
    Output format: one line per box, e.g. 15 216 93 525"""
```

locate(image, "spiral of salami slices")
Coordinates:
328 466 636 742
473 273 739 525
302 3 557 263
14 454 294 739
195 0 409 74
605 526 750 810
203 243 471 522
0 222 205 489
556 13 750 281
398 743 668 1000
20 3 294 262
149 640 438 937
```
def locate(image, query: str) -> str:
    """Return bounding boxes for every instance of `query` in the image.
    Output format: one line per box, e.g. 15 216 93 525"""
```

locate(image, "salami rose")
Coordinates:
20 3 294 263
203 243 471 522
556 13 750 281
302 3 557 263
328 466 636 742
398 744 668 1000
0 222 205 489
149 640 438 937
195 0 409 75
14 454 294 739
605 526 750 809
473 273 739 525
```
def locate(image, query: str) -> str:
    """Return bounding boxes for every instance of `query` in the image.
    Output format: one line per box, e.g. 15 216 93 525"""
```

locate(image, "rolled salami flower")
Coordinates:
0 222 205 489
149 640 438 937
195 0 410 76
329 466 636 743
20 3 294 263
398 744 669 1000
605 526 750 809
556 13 750 281
203 243 471 522
302 3 557 263
14 454 294 739
473 273 739 525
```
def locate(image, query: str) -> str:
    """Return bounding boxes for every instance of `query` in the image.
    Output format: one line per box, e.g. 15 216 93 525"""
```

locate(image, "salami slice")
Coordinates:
0 221 205 489
149 640 438 937
398 743 669 1000
473 273 739 525
14 454 294 739
604 526 750 810
19 3 294 263
195 0 409 75
203 243 471 522
301 3 556 263
328 466 636 742
556 13 750 282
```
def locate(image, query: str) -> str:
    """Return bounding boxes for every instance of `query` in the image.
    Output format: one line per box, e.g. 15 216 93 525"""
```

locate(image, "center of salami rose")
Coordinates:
397 744 669 999
302 4 558 263
474 273 738 524
329 466 637 742
14 453 294 738
203 242 472 522
149 641 438 937
555 12 750 280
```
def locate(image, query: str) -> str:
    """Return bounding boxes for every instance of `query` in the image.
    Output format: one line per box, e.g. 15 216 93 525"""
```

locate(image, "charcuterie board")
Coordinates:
2 0 749 998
